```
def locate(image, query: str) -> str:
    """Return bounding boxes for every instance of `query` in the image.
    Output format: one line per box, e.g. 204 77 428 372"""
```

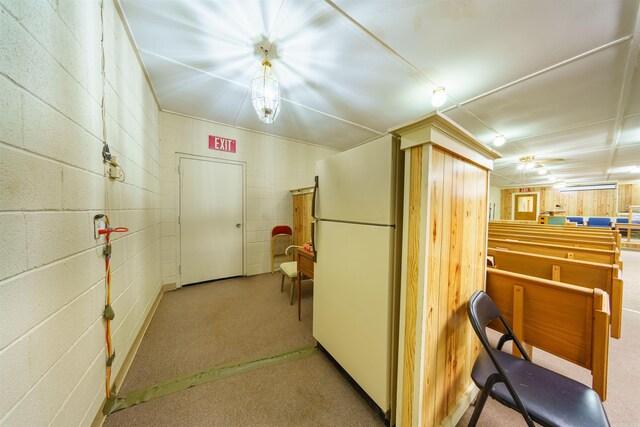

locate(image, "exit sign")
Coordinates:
209 135 236 153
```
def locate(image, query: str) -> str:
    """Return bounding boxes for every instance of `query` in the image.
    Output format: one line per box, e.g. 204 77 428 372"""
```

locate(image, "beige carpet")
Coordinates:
106 251 640 426
104 273 385 426
117 274 316 394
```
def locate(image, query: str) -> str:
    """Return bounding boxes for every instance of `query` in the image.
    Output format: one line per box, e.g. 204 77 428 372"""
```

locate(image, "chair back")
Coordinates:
271 226 293 273
272 225 292 237
468 290 534 425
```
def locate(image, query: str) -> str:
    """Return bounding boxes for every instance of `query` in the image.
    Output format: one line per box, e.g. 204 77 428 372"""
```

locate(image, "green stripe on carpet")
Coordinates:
105 344 317 415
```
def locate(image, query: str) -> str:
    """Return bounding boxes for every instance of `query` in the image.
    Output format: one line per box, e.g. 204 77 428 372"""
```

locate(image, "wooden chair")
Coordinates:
467 290 610 427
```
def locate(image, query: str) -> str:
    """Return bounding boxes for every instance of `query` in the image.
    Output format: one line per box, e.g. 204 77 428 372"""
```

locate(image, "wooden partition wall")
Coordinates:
390 113 500 426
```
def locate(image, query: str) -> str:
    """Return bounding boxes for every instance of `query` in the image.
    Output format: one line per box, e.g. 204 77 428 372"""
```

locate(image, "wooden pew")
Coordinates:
489 226 617 243
488 231 617 251
488 248 623 339
488 238 622 269
486 267 610 401
489 222 622 249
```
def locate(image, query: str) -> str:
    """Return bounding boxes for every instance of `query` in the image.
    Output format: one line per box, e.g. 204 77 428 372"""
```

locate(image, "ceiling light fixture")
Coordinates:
251 48 280 124
431 87 447 108
493 135 506 147
537 167 548 175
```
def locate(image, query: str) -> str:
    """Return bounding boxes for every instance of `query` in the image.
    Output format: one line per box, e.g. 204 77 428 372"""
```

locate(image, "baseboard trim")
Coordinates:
439 382 479 427
91 283 168 427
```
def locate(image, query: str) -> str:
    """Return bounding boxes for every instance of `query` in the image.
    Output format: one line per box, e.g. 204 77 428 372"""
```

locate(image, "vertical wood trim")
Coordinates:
401 145 423 426
552 265 561 281
592 292 609 401
435 153 454 423
611 278 623 339
420 148 445 426
445 158 465 410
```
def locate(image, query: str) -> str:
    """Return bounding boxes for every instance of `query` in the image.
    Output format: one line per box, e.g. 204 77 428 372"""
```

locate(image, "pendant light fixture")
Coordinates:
251 48 280 124
431 87 447 108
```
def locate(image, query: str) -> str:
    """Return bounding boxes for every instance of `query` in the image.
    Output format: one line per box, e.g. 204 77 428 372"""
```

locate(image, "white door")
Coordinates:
180 158 243 285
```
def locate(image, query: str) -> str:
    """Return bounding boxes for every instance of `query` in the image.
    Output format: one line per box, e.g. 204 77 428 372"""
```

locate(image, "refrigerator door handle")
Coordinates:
312 175 318 261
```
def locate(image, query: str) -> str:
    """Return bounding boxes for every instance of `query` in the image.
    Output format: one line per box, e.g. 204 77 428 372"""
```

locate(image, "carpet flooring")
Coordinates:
105 250 640 426
104 273 385 426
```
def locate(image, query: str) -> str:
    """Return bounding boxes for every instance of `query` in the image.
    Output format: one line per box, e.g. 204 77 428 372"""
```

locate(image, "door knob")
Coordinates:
236 223 241 228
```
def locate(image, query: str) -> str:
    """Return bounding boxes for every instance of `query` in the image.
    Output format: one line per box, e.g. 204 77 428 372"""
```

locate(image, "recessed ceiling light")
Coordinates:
553 181 566 189
538 168 548 175
431 87 447 108
493 135 506 147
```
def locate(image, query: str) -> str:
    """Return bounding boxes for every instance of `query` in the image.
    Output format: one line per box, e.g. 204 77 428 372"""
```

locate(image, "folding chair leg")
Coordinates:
469 374 501 427
289 278 296 305
280 274 285 292
468 386 491 427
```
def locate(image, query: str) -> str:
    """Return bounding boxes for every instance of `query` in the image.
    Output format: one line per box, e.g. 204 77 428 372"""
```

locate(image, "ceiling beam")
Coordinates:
604 6 640 180
444 36 632 109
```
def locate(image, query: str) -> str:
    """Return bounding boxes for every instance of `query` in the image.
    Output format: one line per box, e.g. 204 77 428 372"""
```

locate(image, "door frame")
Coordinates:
175 153 246 288
511 191 540 220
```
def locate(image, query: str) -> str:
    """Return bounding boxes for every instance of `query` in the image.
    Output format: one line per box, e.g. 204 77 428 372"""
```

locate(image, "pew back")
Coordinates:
488 248 622 339
486 267 610 401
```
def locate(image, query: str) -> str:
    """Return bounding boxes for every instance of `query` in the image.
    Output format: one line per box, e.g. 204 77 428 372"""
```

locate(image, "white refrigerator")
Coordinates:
312 134 402 418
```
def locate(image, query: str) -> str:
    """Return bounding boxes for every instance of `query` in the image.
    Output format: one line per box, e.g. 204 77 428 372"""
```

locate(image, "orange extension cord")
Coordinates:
98 216 128 399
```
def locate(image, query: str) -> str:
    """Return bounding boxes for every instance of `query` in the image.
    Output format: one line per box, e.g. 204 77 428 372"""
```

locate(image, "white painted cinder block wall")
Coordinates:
159 112 338 283
0 0 161 425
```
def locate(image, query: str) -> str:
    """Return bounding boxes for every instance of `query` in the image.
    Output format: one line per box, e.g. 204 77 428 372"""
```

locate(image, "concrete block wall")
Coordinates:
159 112 338 283
0 0 161 425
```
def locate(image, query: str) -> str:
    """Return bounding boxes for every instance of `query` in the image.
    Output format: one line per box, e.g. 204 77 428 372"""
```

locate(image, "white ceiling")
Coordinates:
119 0 640 187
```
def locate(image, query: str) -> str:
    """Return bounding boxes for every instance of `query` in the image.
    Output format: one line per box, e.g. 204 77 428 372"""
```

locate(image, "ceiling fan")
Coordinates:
516 155 564 171
512 155 565 184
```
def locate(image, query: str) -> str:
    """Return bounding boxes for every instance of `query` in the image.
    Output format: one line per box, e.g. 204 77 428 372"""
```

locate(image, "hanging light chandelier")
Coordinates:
251 48 280 124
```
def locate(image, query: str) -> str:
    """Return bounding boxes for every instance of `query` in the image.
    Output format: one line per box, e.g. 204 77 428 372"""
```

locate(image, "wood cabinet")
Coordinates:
291 187 314 247
389 113 501 427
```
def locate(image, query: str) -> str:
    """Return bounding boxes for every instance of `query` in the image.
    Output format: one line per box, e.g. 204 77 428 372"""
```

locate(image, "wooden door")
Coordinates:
514 193 538 221
180 158 243 285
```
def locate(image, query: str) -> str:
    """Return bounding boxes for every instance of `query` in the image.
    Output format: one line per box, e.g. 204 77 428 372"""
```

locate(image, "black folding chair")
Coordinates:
467 290 610 427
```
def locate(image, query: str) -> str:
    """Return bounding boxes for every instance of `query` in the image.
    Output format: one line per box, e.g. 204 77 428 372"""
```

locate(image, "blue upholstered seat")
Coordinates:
566 216 583 225
586 217 612 228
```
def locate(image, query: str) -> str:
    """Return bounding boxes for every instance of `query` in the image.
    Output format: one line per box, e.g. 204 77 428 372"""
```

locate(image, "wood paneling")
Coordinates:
618 183 640 213
500 186 629 219
420 148 488 425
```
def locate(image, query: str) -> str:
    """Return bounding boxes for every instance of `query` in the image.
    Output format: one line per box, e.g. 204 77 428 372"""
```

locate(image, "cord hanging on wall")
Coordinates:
94 214 128 414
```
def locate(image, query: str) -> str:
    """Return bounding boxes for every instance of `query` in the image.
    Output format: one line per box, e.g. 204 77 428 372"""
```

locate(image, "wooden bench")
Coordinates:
486 267 610 401
489 228 617 244
488 248 623 339
488 231 618 251
489 222 622 249
488 238 622 270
